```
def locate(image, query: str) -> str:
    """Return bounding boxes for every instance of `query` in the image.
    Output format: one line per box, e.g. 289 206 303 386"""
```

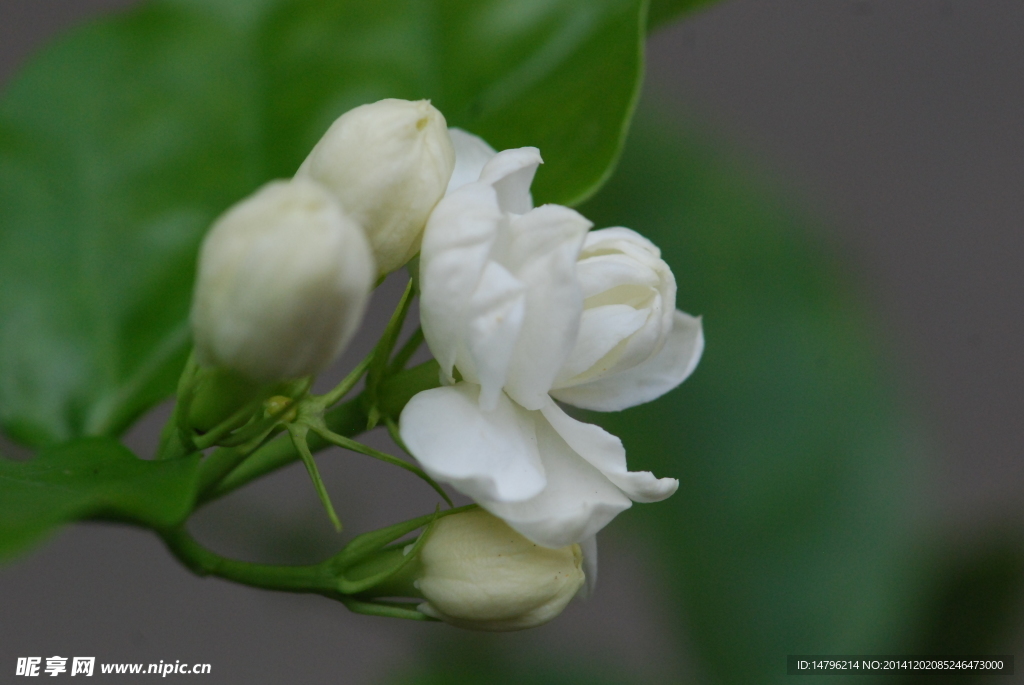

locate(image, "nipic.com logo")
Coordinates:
14 657 212 677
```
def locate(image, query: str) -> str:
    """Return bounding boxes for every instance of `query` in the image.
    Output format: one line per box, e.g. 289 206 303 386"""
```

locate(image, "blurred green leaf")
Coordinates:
648 0 719 31
384 638 634 685
901 530 1024 685
574 113 923 683
256 0 646 206
0 0 646 447
0 437 200 560
0 5 263 447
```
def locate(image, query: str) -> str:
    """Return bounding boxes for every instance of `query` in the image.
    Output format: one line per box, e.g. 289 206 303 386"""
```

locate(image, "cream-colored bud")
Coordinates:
296 99 456 275
415 509 585 631
191 178 375 382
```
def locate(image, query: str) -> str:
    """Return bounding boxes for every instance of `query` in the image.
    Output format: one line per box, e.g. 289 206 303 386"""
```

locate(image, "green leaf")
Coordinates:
0 0 646 447
255 0 645 206
0 5 261 446
647 0 719 31
384 640 634 685
905 529 1024 668
577 113 924 683
0 437 200 560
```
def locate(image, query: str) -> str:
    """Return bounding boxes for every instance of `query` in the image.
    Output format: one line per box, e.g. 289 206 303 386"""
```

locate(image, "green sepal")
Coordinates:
335 533 429 596
375 359 443 421
365 278 416 429
186 367 263 432
288 424 342 532
340 597 436 622
330 505 476 574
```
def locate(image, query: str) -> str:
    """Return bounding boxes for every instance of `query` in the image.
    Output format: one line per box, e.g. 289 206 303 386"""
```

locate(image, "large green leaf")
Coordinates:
647 0 719 30
0 437 200 560
0 0 646 447
578 114 923 684
255 0 646 206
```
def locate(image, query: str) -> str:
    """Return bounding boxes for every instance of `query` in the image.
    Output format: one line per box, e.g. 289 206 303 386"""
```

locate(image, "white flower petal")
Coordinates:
540 401 678 504
551 310 704 412
420 183 502 381
498 205 590 409
479 147 542 214
447 128 497 195
577 253 660 302
483 409 631 548
466 262 526 411
583 226 661 258
400 384 546 503
554 305 649 384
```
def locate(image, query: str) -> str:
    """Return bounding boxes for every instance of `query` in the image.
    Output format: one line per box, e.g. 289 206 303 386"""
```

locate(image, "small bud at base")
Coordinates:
415 509 585 631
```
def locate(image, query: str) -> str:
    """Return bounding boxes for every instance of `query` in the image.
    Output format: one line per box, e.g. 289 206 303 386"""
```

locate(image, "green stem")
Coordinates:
155 354 200 461
161 527 336 595
384 416 412 456
289 424 343 532
388 326 424 373
201 394 366 503
194 422 284 496
309 423 453 507
201 360 441 504
317 355 371 409
365 279 416 428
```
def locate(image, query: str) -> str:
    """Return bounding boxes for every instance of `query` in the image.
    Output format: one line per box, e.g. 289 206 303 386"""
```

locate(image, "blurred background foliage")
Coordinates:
2 1 1023 683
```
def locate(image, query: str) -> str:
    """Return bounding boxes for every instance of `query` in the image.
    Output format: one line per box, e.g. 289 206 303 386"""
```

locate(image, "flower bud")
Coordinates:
550 227 703 412
296 99 455 275
191 178 375 382
415 509 585 631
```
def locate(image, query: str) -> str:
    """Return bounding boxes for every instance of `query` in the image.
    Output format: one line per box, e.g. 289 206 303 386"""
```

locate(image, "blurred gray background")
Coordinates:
1 0 1022 683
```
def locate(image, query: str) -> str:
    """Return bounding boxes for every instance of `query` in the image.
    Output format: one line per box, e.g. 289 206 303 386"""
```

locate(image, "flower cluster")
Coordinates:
402 132 704 554
187 99 702 631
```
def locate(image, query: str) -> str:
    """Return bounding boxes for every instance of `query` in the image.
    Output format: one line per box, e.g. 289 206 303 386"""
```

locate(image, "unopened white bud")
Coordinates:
415 509 584 631
296 99 456 275
191 178 375 382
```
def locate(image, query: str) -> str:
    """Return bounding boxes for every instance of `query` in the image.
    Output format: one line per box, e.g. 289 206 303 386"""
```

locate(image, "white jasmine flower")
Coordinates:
191 178 374 382
296 99 455 275
550 227 704 411
416 508 584 631
419 145 588 412
406 145 678 547
401 384 676 548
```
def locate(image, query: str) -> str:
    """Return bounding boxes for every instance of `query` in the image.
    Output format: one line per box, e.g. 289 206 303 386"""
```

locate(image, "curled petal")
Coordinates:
447 128 497 195
552 310 704 412
479 147 542 214
577 253 661 302
540 401 678 504
399 384 545 503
